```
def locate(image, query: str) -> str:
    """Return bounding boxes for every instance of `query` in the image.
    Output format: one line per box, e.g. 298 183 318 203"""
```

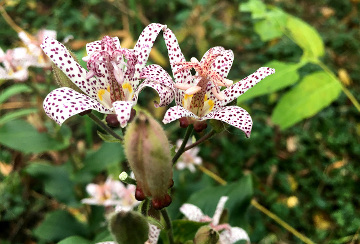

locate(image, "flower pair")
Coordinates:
42 23 274 137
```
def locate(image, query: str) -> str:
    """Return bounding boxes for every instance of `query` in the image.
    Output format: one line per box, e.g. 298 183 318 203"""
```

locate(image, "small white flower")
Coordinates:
176 140 202 173
180 196 250 244
81 177 139 210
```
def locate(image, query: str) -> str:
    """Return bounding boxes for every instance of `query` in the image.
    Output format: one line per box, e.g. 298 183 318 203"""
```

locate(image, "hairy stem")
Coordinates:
172 125 194 164
161 209 174 244
184 129 216 151
88 113 123 142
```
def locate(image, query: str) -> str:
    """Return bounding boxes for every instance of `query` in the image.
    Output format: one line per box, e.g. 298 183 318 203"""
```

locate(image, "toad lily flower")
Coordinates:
0 47 38 82
81 177 139 211
18 29 57 68
180 196 250 244
161 27 275 137
42 23 172 127
175 139 202 173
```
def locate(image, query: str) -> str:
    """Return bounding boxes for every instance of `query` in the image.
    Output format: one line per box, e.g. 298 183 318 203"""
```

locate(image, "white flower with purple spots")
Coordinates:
0 47 38 82
18 29 57 68
176 139 202 173
42 23 173 127
180 196 250 244
157 27 275 137
81 177 139 210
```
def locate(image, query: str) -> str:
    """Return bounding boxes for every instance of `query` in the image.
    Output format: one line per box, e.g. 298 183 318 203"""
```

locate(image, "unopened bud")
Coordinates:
179 117 190 128
124 112 173 209
106 114 120 128
193 226 220 244
194 121 207 133
109 211 149 244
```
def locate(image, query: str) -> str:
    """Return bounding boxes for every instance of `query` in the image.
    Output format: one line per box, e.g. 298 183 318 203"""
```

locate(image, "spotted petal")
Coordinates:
163 27 192 84
133 79 174 108
180 203 206 222
133 23 166 80
112 101 133 128
219 227 250 244
212 196 228 226
216 67 275 108
140 64 174 87
86 37 121 56
211 49 234 78
41 37 107 100
204 106 252 138
148 224 161 244
43 87 112 125
163 106 199 124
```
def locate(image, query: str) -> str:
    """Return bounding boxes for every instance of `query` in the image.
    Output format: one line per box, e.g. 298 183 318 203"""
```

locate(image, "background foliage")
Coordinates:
0 0 359 243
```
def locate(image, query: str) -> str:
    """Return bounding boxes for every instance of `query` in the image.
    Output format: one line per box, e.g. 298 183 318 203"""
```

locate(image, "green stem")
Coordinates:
141 198 149 216
184 129 216 152
161 209 174 244
119 172 137 185
87 113 123 142
316 61 360 113
172 125 194 164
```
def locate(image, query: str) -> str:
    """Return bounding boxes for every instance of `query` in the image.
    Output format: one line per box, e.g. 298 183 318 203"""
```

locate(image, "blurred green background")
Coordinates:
0 0 359 243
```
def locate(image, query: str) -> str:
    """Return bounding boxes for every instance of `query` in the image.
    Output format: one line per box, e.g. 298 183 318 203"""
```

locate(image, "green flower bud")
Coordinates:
109 211 149 244
124 112 173 209
194 226 220 244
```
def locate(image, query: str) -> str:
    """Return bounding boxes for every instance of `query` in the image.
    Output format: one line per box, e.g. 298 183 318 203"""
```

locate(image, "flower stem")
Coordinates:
184 129 216 152
172 125 194 164
316 60 360 112
141 198 149 216
119 172 137 185
87 113 123 142
198 165 315 244
0 5 24 33
161 208 174 244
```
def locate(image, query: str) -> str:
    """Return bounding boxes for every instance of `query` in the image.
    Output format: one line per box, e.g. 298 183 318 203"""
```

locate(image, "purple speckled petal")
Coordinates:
162 106 199 124
86 37 121 56
43 87 112 125
133 79 174 108
41 37 105 99
163 27 192 84
219 227 250 244
140 64 174 87
148 224 161 244
180 203 206 222
203 106 253 138
133 23 166 80
211 49 234 78
216 67 275 109
112 101 133 128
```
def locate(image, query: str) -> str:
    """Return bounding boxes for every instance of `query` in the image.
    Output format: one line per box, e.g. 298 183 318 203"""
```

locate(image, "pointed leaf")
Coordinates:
286 15 324 59
171 220 207 243
272 71 342 129
0 84 31 103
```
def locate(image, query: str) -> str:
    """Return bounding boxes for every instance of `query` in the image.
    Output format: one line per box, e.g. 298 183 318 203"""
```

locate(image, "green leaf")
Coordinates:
0 108 37 125
75 142 125 183
186 175 253 226
237 61 302 102
272 71 342 129
24 162 77 205
0 120 70 153
254 9 287 41
0 84 31 104
97 130 122 143
33 210 88 242
239 0 267 19
58 236 91 244
172 220 207 243
286 15 324 59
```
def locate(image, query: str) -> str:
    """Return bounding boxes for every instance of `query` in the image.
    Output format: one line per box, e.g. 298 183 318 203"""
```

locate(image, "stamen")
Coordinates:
185 86 202 95
211 87 225 100
223 78 233 87
112 61 124 84
82 56 90 62
86 70 95 80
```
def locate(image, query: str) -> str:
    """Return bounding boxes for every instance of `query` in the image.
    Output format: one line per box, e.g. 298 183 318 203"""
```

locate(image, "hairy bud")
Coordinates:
124 111 173 209
109 211 149 244
193 226 220 244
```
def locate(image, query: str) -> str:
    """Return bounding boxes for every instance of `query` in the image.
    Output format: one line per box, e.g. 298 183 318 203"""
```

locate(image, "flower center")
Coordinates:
83 36 138 106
